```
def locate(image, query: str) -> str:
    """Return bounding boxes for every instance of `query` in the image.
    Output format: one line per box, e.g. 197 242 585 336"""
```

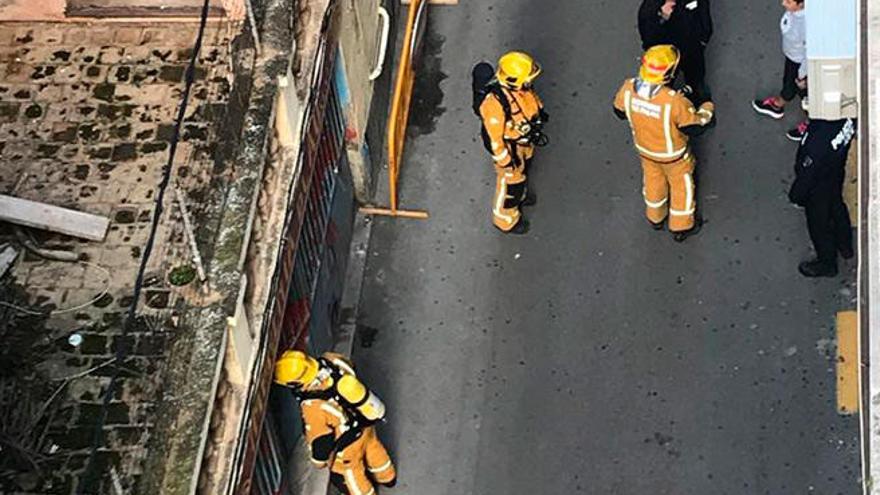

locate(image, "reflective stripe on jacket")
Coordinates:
479 86 543 166
613 78 713 162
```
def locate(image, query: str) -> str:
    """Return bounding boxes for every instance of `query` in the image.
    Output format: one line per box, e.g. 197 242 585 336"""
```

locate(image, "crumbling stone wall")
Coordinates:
0 0 247 22
0 19 245 494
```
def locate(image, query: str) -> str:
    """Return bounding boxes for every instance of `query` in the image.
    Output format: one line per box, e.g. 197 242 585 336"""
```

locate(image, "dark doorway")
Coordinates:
66 0 227 17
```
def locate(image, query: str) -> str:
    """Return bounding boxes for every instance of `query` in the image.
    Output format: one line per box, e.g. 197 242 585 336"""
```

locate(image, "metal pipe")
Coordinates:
245 0 262 54
14 227 79 262
369 6 391 81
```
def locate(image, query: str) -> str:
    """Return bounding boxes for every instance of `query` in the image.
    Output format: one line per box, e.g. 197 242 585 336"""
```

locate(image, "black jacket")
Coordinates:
788 119 857 207
638 0 713 50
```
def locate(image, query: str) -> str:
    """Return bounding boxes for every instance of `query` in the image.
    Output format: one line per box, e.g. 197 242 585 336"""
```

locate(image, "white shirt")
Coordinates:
781 10 807 79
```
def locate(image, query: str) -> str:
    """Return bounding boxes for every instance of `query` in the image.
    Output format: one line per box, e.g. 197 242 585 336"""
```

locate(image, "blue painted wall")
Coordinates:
334 47 352 109
806 0 857 58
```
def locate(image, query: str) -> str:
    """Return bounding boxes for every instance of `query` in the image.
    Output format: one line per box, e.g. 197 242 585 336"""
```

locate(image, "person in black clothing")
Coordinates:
638 0 713 105
788 118 856 277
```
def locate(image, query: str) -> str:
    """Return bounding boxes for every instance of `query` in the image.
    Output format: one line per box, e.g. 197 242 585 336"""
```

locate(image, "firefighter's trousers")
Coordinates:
492 143 533 232
641 152 696 232
330 426 396 495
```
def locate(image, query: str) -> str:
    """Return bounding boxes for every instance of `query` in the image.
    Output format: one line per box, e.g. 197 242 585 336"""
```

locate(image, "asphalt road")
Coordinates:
354 1 861 494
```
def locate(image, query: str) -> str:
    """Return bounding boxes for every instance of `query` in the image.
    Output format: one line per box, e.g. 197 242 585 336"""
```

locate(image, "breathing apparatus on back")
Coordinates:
472 51 550 151
275 350 386 424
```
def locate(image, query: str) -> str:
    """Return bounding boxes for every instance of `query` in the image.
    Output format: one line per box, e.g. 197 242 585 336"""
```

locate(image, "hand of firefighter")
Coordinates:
310 434 336 465
539 108 550 124
697 101 715 128
704 113 717 129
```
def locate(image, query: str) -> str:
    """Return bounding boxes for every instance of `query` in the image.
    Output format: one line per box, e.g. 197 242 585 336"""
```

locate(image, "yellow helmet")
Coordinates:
275 350 319 386
496 51 542 90
639 45 680 85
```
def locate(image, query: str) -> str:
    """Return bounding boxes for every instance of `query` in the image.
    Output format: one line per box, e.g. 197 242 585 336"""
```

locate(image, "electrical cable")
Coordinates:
0 261 111 316
77 0 213 491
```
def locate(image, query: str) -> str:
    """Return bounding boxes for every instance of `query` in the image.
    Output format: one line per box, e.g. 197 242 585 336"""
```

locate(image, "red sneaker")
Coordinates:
786 120 809 141
751 97 784 119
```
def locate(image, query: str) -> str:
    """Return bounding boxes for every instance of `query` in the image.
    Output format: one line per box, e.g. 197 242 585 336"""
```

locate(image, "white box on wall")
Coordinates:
807 57 858 120
805 0 857 120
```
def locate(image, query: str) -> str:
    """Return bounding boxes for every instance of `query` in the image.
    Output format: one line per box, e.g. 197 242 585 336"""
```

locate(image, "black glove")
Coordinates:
539 108 550 123
502 144 520 169
311 434 336 462
512 147 523 167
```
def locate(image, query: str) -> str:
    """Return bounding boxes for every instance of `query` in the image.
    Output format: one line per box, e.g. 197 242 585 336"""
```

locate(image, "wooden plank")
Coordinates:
836 310 859 415
401 0 458 4
0 195 110 242
66 6 227 17
0 245 18 278
66 0 226 17
359 206 429 219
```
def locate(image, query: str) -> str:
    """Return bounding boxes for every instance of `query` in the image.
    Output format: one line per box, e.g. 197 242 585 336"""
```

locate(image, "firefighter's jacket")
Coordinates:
613 78 714 162
480 86 544 168
298 360 396 494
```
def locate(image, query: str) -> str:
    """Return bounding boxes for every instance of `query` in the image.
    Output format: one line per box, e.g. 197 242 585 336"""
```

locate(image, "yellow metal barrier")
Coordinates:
360 0 430 219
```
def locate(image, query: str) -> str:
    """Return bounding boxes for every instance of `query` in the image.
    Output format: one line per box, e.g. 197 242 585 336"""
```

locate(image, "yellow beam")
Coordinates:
836 310 859 415
359 207 429 219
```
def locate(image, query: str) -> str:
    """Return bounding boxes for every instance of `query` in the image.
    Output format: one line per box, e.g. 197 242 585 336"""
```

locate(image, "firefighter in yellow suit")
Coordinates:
275 351 396 495
613 45 715 242
479 51 546 234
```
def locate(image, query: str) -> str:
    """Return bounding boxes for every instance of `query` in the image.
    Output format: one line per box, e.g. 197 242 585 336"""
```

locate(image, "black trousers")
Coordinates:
679 43 709 105
781 56 807 102
805 185 852 265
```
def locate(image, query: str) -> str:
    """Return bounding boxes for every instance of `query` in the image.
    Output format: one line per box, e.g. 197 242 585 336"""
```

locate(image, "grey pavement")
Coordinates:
354 1 860 494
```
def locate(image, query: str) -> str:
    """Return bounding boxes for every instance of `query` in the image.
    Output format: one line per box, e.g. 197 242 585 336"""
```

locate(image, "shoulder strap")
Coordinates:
487 83 513 121
295 387 335 402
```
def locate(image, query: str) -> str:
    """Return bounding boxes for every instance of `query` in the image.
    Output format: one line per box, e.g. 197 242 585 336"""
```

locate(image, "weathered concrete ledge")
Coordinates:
139 4 295 493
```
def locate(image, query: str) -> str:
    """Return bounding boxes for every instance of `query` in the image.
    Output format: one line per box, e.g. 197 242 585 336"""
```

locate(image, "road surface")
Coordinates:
354 1 861 494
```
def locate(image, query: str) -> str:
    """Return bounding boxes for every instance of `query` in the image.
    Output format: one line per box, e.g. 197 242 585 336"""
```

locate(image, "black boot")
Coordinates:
508 218 530 235
839 244 854 260
649 220 664 231
672 214 703 243
798 259 838 278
